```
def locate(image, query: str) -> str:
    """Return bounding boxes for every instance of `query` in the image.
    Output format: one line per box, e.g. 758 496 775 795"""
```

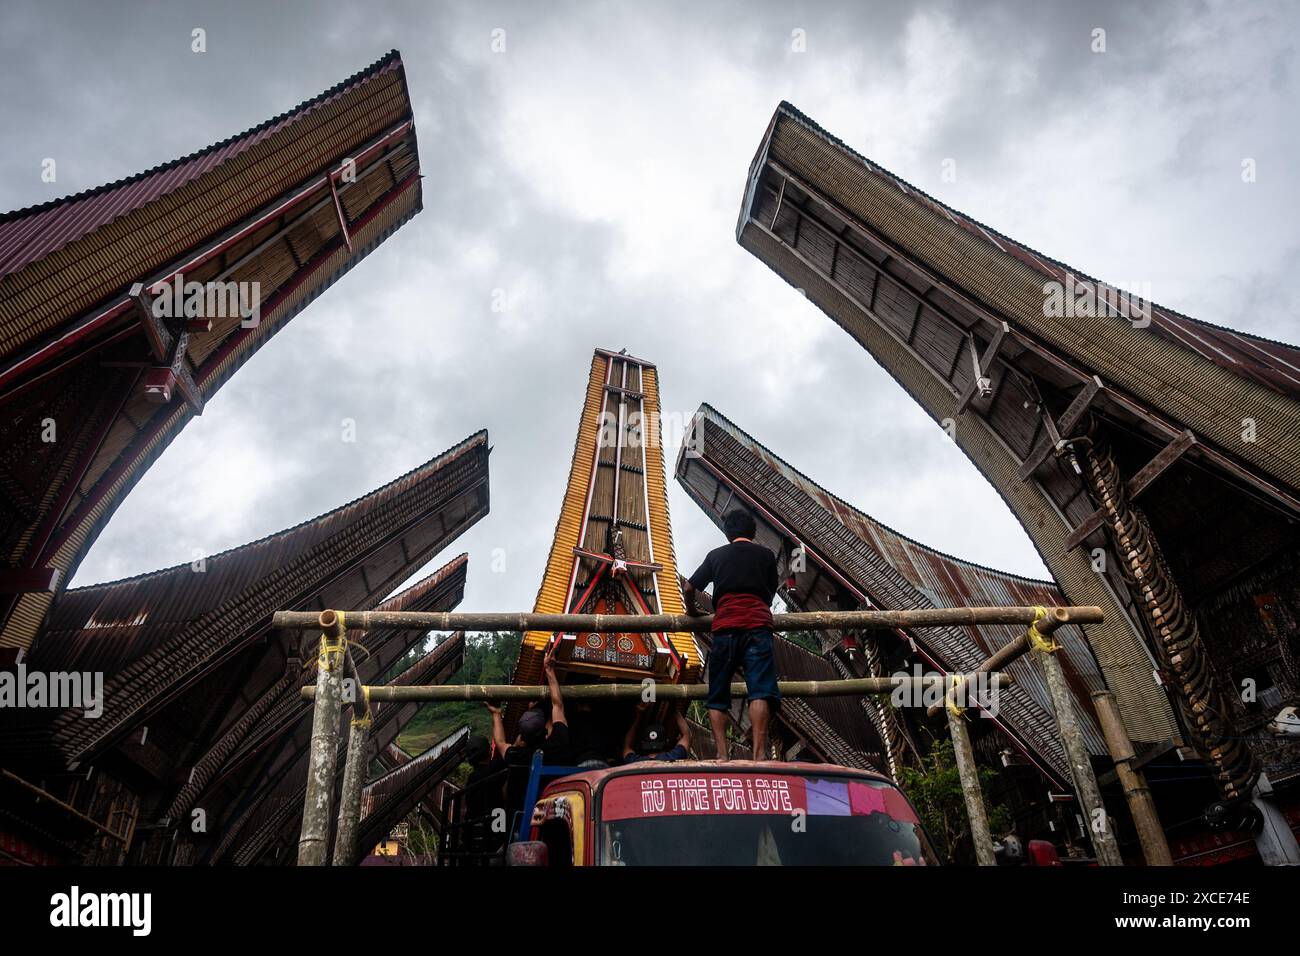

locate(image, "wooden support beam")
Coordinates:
327 173 352 252
1017 404 1065 481
165 332 204 414
1057 375 1104 437
332 713 371 867
1063 510 1106 552
134 292 172 362
1065 430 1197 551
770 175 787 231
1034 644 1123 866
955 321 1010 415
140 331 203 414
1092 691 1173 865
572 546 663 573
1127 429 1197 494
0 567 62 595
602 384 645 400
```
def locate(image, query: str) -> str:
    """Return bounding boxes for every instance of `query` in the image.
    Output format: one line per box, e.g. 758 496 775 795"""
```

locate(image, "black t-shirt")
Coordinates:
566 713 607 764
503 722 573 810
465 755 506 819
689 540 778 630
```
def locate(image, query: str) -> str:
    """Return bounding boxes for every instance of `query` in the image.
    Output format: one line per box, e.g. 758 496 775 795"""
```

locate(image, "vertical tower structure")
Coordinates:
513 349 700 696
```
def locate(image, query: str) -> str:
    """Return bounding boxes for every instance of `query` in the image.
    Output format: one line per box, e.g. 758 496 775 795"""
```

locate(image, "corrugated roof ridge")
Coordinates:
771 101 1300 356
65 429 486 593
0 50 403 224
696 402 1058 590
366 725 469 789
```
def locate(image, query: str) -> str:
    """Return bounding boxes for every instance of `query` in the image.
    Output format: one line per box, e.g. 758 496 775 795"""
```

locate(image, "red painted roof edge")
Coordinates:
0 50 404 226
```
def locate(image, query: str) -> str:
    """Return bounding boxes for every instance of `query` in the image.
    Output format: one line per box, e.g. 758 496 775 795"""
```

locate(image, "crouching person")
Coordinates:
622 701 691 763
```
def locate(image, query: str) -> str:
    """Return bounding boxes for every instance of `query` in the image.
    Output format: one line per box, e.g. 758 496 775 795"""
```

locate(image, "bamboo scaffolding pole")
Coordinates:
297 613 347 866
1092 691 1172 866
945 705 997 866
1035 642 1123 866
272 606 1103 634
332 711 371 868
923 610 1060 718
300 674 1014 703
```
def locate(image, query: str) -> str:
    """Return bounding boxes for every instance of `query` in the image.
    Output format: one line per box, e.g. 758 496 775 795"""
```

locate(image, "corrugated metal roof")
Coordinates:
770 637 882 764
0 52 403 278
204 559 469 864
355 727 469 856
44 430 489 765
679 404 1108 781
35 433 485 678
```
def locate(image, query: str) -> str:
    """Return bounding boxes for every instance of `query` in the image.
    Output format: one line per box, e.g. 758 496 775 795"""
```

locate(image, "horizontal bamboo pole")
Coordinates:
0 770 126 843
301 673 1014 703
272 606 1103 634
923 617 1047 719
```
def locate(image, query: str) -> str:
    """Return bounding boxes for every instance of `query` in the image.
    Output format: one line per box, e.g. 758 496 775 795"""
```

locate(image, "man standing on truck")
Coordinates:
683 509 781 761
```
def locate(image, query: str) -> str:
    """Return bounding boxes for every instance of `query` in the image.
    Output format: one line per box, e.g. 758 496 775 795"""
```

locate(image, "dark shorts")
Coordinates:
707 628 780 711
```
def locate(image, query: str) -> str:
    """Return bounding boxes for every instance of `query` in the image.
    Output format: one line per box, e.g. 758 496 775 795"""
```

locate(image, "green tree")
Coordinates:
896 737 1012 864
783 629 823 654
395 631 522 753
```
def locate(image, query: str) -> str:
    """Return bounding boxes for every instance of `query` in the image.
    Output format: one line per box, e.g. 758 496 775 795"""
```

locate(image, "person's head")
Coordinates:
518 707 547 746
465 734 491 766
723 509 756 542
637 722 672 754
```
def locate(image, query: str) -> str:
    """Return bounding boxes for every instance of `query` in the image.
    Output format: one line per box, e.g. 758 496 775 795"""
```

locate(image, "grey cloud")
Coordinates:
3 0 1296 615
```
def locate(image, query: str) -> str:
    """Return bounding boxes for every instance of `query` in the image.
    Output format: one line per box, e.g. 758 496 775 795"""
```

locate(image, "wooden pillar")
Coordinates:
945 697 996 866
1092 691 1172 865
1034 640 1123 865
332 710 371 867
297 611 347 866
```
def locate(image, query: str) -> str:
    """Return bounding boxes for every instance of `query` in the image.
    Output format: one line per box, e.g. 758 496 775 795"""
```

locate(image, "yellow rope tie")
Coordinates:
318 610 348 673
353 686 373 729
946 673 966 718
1026 606 1059 654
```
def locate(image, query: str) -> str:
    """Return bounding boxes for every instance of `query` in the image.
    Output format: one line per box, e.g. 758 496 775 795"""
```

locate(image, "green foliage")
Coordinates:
404 815 440 858
896 736 1013 864
783 629 823 654
395 631 522 753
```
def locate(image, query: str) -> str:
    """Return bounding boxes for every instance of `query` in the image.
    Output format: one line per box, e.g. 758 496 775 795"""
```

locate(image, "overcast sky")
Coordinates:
3 0 1297 614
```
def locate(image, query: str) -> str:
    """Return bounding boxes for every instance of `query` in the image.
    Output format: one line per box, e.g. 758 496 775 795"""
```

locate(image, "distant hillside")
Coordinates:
394 631 521 754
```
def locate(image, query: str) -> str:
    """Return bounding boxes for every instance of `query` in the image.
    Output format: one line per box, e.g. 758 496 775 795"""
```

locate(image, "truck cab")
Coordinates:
508 760 936 866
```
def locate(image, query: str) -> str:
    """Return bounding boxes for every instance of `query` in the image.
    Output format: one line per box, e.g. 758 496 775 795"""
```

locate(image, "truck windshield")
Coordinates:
597 771 932 866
